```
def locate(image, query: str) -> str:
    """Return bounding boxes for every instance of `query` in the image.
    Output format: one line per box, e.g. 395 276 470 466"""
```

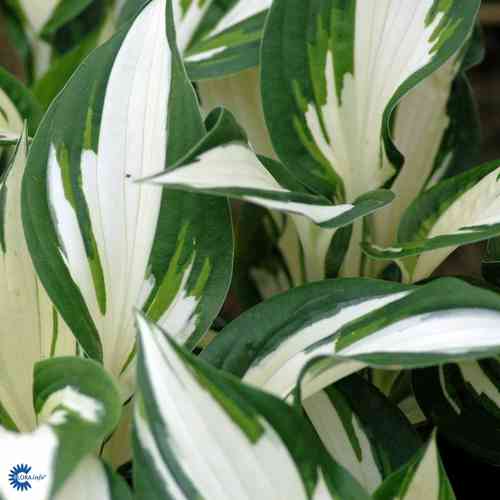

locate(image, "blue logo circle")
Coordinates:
9 464 33 491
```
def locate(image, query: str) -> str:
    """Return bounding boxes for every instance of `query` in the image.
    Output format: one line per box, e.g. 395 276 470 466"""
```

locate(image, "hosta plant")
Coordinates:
1 0 500 498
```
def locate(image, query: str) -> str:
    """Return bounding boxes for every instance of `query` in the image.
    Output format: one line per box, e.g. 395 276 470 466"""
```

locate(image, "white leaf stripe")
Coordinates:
364 161 500 282
243 291 410 398
134 315 314 500
202 279 413 393
304 376 421 495
207 0 270 39
172 0 213 53
184 0 270 78
144 143 394 228
305 391 382 494
23 0 232 390
261 0 480 202
203 278 500 402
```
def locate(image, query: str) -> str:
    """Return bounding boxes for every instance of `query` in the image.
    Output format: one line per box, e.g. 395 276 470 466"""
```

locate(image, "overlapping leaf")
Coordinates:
304 375 421 494
185 0 271 80
203 277 500 401
144 108 394 230
133 313 370 500
261 0 480 202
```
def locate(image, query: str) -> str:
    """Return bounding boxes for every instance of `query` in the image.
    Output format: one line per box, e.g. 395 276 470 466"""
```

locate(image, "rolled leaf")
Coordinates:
202 277 500 400
0 131 75 432
133 313 370 500
363 160 500 283
261 0 480 202
374 434 455 500
304 375 421 494
22 0 233 394
0 356 122 499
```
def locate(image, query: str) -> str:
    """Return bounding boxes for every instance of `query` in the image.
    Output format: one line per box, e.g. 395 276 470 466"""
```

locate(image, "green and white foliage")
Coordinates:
145 112 394 231
373 434 454 500
0 131 75 433
261 0 480 202
0 356 124 500
414 358 500 465
370 36 482 259
133 314 370 500
185 0 271 80
304 375 421 494
363 160 500 283
22 0 233 396
193 0 483 292
119 0 270 75
203 277 500 400
255 0 480 279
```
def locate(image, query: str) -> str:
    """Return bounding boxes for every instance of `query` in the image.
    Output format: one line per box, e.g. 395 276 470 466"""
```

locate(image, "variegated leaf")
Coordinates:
133 313 371 500
414 358 500 465
363 160 500 283
0 356 122 500
304 375 420 494
370 38 482 264
185 0 271 80
374 434 455 500
203 278 500 401
0 131 75 433
118 0 271 62
261 0 480 203
22 0 233 397
144 108 394 230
